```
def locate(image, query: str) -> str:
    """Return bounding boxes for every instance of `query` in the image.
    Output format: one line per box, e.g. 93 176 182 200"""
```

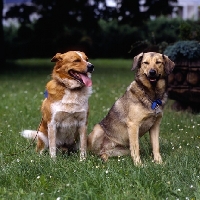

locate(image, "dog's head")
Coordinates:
51 51 94 89
132 52 174 83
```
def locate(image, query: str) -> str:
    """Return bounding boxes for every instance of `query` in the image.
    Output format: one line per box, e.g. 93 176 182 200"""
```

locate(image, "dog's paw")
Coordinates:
50 156 56 162
80 157 86 162
153 159 162 164
132 156 142 166
80 152 86 162
153 154 162 164
49 147 57 160
100 153 109 162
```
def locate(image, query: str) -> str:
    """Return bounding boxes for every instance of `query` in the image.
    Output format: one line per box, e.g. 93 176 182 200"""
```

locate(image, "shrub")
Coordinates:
164 40 200 61
145 16 182 44
179 20 200 41
95 19 144 58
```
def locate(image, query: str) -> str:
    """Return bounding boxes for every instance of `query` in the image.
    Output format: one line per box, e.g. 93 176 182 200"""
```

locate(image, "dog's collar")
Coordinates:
136 81 162 111
44 90 48 98
151 99 162 110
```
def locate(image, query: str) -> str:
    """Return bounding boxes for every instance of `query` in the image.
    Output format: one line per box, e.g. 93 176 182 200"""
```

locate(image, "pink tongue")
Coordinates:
79 74 92 87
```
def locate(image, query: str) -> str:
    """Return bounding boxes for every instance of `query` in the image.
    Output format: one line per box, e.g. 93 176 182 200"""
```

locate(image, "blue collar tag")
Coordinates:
44 90 48 98
151 99 162 110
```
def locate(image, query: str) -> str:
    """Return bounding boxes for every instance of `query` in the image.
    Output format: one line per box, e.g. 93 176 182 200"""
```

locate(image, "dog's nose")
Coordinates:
149 69 156 76
87 63 94 73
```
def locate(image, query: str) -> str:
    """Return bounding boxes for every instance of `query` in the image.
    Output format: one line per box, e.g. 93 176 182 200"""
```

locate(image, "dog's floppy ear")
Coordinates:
162 54 175 75
51 53 62 62
131 52 144 71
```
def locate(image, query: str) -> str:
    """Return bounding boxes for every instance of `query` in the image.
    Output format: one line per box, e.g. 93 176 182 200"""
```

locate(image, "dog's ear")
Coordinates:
162 54 175 75
131 53 144 71
51 53 62 62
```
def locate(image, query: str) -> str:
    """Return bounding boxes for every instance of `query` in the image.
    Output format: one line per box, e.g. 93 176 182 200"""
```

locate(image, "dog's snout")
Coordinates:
149 69 156 76
87 63 94 73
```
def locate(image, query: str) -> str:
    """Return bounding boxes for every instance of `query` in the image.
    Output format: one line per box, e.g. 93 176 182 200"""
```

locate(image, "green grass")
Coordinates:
0 58 200 200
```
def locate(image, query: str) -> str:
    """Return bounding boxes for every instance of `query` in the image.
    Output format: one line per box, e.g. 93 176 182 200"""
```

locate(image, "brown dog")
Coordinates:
21 51 94 161
88 52 174 165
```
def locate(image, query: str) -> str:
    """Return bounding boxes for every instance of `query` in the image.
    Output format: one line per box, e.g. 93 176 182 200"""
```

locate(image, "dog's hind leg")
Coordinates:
21 129 48 154
87 124 105 155
36 138 46 154
36 122 49 154
88 124 130 161
101 147 130 162
97 130 130 162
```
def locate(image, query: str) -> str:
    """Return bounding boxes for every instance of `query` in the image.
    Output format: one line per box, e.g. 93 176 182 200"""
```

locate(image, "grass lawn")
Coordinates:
0 58 200 199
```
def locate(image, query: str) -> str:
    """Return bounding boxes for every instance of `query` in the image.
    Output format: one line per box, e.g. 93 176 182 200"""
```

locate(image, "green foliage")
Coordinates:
4 14 200 59
164 40 200 61
179 21 200 41
3 25 18 43
3 0 200 59
96 19 143 58
0 59 200 199
128 17 182 55
145 16 182 44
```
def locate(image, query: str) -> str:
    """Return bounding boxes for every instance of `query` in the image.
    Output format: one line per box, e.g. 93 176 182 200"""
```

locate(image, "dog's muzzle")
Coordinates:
87 63 94 73
147 69 160 82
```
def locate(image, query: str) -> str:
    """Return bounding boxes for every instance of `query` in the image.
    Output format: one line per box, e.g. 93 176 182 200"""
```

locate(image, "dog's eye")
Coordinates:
143 62 149 65
156 61 162 64
73 59 81 63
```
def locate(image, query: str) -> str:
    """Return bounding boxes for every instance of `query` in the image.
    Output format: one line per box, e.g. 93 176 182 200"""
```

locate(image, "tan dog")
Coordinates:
88 52 174 165
21 51 94 161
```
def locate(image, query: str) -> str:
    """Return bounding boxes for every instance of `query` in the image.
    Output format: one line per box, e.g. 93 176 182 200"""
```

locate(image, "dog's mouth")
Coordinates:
147 75 160 83
69 70 92 87
146 74 160 83
146 69 161 83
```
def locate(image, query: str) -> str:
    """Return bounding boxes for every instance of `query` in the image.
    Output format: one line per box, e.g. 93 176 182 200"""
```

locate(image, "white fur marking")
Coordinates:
75 51 86 63
21 130 34 139
51 88 91 114
75 51 92 65
21 130 49 147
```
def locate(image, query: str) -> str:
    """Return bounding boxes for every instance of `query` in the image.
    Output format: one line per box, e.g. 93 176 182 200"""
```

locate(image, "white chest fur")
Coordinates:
51 87 92 114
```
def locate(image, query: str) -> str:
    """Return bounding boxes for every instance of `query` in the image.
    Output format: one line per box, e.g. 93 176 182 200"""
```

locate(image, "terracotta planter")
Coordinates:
167 60 200 112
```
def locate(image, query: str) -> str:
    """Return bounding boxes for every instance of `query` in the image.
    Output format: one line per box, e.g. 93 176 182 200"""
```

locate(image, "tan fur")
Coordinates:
88 52 174 165
21 51 94 161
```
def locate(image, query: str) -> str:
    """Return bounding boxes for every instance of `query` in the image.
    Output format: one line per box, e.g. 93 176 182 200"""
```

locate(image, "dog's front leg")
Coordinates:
128 123 141 165
149 116 162 164
48 123 57 160
79 125 87 161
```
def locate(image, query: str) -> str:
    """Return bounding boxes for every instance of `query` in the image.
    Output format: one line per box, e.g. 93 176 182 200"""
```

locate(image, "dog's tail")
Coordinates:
21 130 38 139
21 130 49 147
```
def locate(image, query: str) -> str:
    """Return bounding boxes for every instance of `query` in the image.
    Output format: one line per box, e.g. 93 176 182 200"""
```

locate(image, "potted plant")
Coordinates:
164 40 200 112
